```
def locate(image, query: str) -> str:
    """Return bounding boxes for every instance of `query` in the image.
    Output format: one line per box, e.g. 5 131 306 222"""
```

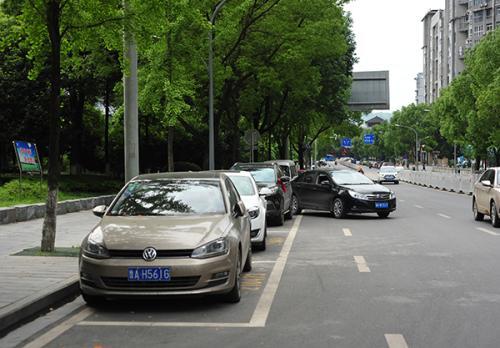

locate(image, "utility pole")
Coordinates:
208 0 229 170
123 0 139 182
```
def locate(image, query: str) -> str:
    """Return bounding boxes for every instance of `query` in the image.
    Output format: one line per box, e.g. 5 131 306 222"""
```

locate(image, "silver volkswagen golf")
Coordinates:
79 172 252 305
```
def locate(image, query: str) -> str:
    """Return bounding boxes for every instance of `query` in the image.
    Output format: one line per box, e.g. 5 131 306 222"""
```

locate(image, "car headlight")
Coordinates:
259 186 279 196
83 228 109 259
348 190 368 200
191 237 229 259
248 207 260 219
390 191 396 199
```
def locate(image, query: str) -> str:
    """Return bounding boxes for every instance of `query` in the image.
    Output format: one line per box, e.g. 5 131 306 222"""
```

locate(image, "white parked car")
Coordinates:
377 166 399 184
226 171 268 250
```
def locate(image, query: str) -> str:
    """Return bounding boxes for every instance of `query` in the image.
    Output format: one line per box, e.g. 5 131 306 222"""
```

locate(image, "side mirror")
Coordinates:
481 180 492 187
234 201 246 217
93 205 107 218
281 176 291 183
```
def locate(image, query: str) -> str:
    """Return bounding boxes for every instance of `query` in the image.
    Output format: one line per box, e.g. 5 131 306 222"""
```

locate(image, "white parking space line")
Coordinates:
23 307 93 348
78 321 253 328
414 205 424 209
343 228 352 236
476 227 500 236
353 256 371 273
250 215 303 326
437 213 451 219
385 334 409 348
253 260 276 264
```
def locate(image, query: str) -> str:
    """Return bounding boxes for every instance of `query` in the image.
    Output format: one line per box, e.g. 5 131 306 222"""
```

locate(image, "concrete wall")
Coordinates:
0 195 115 225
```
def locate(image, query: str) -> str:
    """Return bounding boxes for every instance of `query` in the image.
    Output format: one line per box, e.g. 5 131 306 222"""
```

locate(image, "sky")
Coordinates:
344 0 443 112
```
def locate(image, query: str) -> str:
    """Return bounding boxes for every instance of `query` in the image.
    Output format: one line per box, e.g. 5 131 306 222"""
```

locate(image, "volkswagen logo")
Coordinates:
142 247 157 261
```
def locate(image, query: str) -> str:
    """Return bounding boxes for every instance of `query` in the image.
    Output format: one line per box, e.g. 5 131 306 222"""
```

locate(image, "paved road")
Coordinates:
3 181 500 348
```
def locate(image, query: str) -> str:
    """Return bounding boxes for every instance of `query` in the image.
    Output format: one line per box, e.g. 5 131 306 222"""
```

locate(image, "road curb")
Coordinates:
0 275 79 336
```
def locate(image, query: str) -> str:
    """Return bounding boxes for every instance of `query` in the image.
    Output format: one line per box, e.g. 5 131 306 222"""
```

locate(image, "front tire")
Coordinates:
491 201 500 228
273 211 284 226
291 194 301 215
254 226 267 251
331 198 346 218
82 293 105 307
243 246 252 272
473 198 484 221
223 252 241 303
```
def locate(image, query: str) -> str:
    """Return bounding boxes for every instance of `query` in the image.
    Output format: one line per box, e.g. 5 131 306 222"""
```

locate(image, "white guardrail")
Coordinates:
338 160 480 195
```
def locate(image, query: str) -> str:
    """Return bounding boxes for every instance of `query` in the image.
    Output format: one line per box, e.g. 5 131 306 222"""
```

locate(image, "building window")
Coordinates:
474 11 483 23
486 23 493 31
486 9 492 18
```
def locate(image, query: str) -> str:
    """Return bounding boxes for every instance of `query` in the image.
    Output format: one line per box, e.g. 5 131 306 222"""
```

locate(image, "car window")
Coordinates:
304 172 316 184
228 175 255 196
316 174 330 185
236 167 276 183
225 179 239 207
488 170 496 185
109 180 226 216
497 171 500 186
330 171 374 185
380 167 396 173
479 170 491 182
290 165 297 178
280 165 291 177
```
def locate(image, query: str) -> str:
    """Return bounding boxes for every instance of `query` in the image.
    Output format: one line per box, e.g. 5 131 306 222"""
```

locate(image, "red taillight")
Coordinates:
278 179 287 193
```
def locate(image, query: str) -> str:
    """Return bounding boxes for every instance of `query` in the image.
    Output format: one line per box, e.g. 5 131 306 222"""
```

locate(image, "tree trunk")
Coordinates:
104 79 111 175
167 126 174 172
298 142 305 169
69 86 84 175
41 0 62 252
475 155 481 171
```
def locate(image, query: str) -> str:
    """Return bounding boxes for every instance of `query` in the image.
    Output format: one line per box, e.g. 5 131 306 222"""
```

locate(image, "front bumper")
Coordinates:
378 176 398 182
348 198 397 213
79 250 237 297
250 207 266 243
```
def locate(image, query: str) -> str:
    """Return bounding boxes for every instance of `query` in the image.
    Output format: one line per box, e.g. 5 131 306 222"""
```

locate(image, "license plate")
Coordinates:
375 202 389 209
127 267 171 282
385 175 394 179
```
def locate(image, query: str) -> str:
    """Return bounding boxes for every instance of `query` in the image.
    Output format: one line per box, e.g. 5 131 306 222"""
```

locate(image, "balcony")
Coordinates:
458 0 469 5
458 17 469 31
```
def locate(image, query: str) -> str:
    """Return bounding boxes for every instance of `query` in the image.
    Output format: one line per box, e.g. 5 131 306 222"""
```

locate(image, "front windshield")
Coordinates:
330 171 374 185
380 167 396 173
228 176 255 196
237 167 275 183
109 180 226 216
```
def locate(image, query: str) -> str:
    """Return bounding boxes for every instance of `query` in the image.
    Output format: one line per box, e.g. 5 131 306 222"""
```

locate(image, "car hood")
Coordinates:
256 182 277 190
240 195 263 210
340 184 390 194
97 214 230 250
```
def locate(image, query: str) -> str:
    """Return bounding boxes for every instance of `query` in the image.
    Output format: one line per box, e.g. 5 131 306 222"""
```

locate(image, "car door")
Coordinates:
226 179 250 253
477 170 493 212
297 171 318 209
314 173 334 210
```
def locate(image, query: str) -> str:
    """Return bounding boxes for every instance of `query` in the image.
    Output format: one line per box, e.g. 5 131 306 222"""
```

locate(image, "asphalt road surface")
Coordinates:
3 180 500 348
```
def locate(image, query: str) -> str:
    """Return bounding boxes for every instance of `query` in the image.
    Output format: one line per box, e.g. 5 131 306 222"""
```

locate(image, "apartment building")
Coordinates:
422 0 499 103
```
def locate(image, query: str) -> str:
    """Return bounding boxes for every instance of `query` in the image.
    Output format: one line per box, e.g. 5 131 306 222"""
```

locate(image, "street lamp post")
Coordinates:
395 124 419 171
208 0 229 170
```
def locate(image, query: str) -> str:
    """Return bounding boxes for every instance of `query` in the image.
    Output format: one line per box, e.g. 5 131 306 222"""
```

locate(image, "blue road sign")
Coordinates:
363 134 375 145
341 138 352 148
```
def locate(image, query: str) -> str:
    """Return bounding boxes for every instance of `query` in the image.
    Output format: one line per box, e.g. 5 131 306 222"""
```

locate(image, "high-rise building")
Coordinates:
422 0 499 103
415 73 425 104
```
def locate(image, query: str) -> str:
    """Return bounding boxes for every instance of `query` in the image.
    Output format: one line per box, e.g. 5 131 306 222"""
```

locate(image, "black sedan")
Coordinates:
292 169 396 218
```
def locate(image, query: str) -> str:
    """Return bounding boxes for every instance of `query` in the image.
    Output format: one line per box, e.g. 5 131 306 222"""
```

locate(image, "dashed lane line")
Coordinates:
385 334 409 348
476 227 500 236
343 228 352 236
414 205 424 209
437 213 451 219
353 256 371 273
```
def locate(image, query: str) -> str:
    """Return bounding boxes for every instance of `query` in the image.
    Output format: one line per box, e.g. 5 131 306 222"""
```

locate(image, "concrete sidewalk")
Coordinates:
0 210 99 334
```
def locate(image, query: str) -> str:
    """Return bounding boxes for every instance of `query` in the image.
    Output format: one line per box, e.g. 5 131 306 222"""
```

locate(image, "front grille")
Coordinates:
101 276 200 289
365 193 391 201
108 249 193 258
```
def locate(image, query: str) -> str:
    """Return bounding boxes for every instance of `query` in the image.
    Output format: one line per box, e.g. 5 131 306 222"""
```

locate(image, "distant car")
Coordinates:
381 162 395 168
79 172 252 305
292 169 396 218
225 171 267 250
473 167 500 227
377 166 399 184
231 162 293 226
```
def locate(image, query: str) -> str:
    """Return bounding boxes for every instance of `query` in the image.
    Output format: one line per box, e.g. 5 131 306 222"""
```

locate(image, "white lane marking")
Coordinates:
250 215 303 326
476 227 500 236
252 260 276 264
78 321 253 328
399 199 405 203
343 228 352 236
437 213 451 219
23 307 93 348
353 256 371 273
414 205 424 209
385 334 409 348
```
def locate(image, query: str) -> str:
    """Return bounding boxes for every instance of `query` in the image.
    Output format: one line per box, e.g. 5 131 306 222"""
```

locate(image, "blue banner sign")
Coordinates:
341 138 352 148
363 134 375 145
